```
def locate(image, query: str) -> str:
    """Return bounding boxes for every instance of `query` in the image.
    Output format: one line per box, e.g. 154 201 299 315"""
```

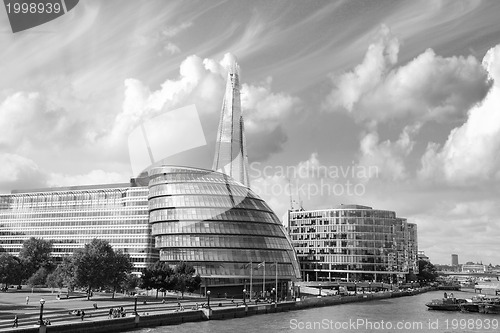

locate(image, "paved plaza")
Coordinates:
0 288 232 330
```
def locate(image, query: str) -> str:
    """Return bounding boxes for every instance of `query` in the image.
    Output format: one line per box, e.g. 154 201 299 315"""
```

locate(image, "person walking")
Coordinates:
80 310 85 321
25 296 29 305
12 315 18 328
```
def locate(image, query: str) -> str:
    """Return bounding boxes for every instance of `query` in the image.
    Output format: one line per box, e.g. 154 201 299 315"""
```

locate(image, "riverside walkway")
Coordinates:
0 289 228 331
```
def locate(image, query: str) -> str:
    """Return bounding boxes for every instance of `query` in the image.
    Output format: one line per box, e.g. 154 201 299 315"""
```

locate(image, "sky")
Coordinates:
1 0 500 265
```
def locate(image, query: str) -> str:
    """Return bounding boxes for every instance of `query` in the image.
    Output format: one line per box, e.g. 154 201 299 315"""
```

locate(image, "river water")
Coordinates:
135 290 500 333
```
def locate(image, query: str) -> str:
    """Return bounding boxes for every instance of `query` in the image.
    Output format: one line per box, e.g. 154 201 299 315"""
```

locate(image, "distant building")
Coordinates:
462 263 486 273
288 204 418 283
418 251 430 262
451 254 459 267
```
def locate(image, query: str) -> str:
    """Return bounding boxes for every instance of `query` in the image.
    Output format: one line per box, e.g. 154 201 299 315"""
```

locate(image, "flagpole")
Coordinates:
263 261 266 297
249 261 253 301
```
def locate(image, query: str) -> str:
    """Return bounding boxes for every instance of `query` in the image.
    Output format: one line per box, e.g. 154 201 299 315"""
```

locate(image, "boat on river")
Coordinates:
426 297 468 311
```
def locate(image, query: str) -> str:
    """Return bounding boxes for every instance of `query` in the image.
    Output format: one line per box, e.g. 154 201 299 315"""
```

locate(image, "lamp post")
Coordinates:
39 298 45 325
243 289 246 306
207 290 211 309
318 283 322 297
134 294 138 315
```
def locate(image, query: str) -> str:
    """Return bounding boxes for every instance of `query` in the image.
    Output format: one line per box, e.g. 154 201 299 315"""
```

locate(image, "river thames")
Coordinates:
134 290 499 333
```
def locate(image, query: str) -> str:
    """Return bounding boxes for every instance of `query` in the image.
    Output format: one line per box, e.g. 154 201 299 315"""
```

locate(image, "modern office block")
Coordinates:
288 204 418 282
0 181 158 274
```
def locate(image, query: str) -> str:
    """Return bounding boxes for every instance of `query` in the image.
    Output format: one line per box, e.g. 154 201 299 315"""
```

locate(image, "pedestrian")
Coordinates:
25 296 29 305
108 308 113 319
80 310 85 321
12 315 18 328
57 294 60 300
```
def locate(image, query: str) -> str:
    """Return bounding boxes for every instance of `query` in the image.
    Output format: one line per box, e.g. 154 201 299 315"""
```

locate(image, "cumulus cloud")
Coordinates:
325 25 491 125
0 153 47 191
0 91 86 151
241 77 301 133
112 53 301 162
359 124 420 181
418 45 500 185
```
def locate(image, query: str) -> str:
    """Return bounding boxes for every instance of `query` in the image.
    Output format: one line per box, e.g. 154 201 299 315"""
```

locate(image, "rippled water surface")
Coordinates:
134 290 500 333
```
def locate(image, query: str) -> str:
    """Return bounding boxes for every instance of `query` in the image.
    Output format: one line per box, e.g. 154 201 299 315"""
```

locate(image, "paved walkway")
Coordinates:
0 289 239 331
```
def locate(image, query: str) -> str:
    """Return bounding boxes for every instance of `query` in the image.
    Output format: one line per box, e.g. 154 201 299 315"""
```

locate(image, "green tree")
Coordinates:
19 238 53 279
0 253 21 288
173 262 201 298
72 239 118 298
140 261 174 299
121 273 140 295
46 265 65 292
417 260 438 283
107 251 133 299
26 267 49 288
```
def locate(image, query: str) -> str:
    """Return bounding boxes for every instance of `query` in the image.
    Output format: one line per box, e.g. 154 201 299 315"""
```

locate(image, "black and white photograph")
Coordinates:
1 1 500 332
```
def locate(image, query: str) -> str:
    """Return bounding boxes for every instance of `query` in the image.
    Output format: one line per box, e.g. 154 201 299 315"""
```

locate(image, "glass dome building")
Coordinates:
148 165 301 292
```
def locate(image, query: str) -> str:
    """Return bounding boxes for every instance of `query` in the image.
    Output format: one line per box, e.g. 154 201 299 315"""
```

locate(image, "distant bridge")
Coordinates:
438 271 500 279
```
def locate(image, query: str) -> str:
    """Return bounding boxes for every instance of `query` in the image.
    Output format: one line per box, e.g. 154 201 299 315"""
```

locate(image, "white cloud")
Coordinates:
242 77 301 133
358 124 420 181
0 153 46 191
325 25 491 125
418 45 500 185
161 21 193 38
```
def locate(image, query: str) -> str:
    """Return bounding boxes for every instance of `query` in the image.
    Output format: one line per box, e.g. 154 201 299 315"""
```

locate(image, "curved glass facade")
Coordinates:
148 166 301 286
288 204 418 283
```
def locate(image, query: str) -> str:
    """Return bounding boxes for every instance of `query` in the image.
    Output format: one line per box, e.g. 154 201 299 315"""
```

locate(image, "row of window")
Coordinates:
148 195 270 212
187 262 296 277
149 183 257 199
0 219 150 230
155 234 291 250
151 221 284 237
1 228 151 236
291 230 405 239
290 209 396 219
0 237 153 244
290 218 405 228
149 208 279 224
0 209 148 219
159 248 295 263
149 172 242 186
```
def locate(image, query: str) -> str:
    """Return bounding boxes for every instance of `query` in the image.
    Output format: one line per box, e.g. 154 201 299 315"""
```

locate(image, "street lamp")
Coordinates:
243 289 246 306
39 298 45 325
207 290 211 309
134 294 138 315
318 283 322 297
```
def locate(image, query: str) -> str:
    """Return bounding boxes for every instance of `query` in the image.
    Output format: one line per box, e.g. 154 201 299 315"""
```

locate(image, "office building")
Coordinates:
0 181 157 274
288 204 418 282
451 254 459 267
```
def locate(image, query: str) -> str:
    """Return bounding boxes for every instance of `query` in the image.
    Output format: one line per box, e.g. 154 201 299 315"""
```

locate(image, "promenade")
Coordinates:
0 289 221 332
0 287 436 333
